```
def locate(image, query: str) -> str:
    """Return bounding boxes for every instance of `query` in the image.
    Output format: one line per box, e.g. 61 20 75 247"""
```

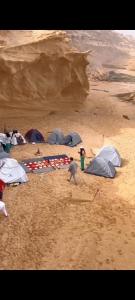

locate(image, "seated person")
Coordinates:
10 130 26 145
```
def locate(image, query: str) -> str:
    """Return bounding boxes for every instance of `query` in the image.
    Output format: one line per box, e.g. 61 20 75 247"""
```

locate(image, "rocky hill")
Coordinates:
66 30 135 79
0 30 89 110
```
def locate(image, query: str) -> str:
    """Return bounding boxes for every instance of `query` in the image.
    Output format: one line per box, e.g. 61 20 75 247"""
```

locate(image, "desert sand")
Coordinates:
0 30 135 270
0 79 135 269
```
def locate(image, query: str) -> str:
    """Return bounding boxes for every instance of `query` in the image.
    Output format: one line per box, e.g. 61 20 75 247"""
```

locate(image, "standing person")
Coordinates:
0 179 5 201
4 132 12 153
10 130 18 146
67 157 78 185
78 147 86 171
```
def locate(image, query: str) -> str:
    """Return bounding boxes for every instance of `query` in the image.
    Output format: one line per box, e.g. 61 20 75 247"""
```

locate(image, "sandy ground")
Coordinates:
0 78 135 269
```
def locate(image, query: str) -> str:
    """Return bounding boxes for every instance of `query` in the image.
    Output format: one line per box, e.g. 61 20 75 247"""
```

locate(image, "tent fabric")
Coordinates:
97 145 121 167
0 144 4 152
0 158 28 183
47 129 65 145
64 132 82 147
25 129 45 143
64 135 72 145
0 133 6 145
0 151 10 159
0 143 5 153
84 156 116 178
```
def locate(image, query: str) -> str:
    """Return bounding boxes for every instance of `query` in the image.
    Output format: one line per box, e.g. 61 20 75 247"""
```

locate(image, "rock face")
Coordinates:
66 30 135 79
0 30 89 109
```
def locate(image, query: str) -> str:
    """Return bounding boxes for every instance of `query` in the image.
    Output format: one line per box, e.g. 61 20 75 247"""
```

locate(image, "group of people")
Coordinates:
68 147 86 185
0 130 26 153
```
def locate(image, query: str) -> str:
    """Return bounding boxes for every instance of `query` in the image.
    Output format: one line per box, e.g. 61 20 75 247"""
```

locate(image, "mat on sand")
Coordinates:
20 155 70 174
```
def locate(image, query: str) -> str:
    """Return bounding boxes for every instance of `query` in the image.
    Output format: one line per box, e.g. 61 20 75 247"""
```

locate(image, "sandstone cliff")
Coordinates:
0 30 89 110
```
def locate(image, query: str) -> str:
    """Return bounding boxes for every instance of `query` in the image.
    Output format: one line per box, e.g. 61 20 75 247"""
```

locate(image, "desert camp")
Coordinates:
0 30 135 270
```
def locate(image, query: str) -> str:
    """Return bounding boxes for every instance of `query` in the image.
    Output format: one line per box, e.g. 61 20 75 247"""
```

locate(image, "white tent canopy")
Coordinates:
97 145 121 167
0 158 28 183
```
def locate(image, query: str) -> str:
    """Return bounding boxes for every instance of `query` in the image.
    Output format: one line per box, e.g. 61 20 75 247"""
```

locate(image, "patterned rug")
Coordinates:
20 155 70 174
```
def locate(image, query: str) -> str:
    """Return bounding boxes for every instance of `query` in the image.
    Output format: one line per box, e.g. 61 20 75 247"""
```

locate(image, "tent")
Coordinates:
25 129 45 143
0 133 6 145
84 156 116 178
0 158 28 183
97 145 121 167
0 142 10 158
64 132 82 147
47 129 65 145
0 151 10 159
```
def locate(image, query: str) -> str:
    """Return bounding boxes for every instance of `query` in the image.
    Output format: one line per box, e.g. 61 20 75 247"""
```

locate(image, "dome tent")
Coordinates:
0 158 28 183
64 132 82 147
47 129 65 145
97 145 121 167
84 156 116 178
25 129 45 143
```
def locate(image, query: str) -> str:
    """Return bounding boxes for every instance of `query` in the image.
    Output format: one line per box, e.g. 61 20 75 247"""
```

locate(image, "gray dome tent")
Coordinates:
84 156 116 178
97 145 121 167
47 129 65 145
64 132 82 147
